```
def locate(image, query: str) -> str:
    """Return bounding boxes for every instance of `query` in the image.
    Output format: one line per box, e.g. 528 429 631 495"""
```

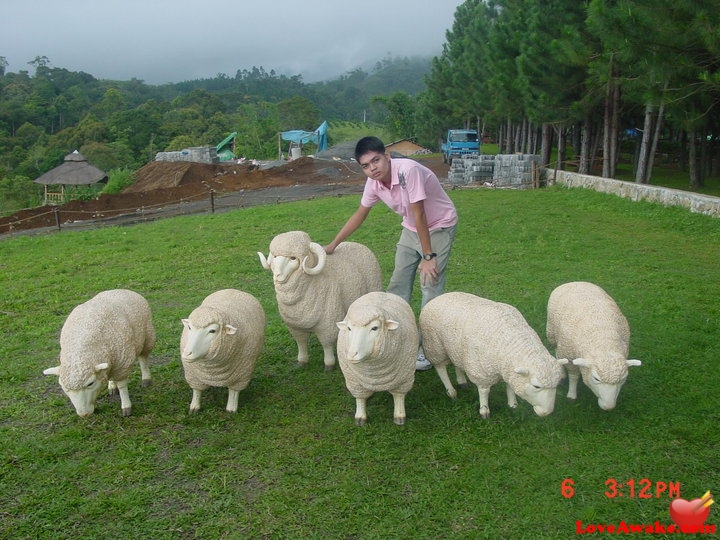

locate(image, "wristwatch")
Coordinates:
423 253 437 261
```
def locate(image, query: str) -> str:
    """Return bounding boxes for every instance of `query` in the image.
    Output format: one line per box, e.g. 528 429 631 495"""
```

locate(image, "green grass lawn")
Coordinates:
1 186 719 538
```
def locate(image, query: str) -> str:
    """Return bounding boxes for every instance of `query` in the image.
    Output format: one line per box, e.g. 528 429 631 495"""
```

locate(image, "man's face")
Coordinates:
358 151 391 183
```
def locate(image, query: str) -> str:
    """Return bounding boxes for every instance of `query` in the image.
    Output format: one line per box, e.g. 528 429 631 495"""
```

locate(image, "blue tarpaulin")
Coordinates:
280 121 328 152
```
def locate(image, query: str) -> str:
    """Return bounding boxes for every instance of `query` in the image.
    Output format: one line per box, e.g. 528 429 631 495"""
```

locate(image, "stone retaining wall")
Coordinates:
550 169 720 218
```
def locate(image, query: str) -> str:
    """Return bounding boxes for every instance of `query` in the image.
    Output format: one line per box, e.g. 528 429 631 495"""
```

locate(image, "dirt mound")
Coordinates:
128 157 365 193
0 155 448 235
0 157 366 234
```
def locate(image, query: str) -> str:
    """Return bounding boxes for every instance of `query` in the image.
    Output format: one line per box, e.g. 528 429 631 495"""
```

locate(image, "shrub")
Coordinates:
102 168 136 195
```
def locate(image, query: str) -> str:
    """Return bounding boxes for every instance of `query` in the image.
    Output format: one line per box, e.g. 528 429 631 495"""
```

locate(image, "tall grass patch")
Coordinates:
1 186 719 538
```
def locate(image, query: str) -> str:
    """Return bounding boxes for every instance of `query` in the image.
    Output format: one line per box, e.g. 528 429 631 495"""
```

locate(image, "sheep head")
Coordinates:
43 361 110 417
181 307 237 362
258 231 326 283
337 315 399 363
572 357 642 410
510 357 568 417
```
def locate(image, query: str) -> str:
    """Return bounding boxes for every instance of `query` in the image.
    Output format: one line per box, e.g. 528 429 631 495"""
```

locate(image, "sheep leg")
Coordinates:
391 392 406 426
567 371 580 400
115 379 132 416
354 398 368 426
320 343 336 371
189 389 202 413
138 356 152 387
108 380 117 395
506 385 518 408
226 388 239 413
289 328 310 366
434 364 457 399
476 385 491 419
455 366 470 388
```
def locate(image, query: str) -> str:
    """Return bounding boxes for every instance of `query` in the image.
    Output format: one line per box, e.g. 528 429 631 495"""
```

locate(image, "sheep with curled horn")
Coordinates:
258 230 382 371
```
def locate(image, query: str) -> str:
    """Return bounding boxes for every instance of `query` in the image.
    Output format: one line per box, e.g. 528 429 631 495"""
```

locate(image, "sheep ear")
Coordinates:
514 367 529 375
43 366 61 376
627 359 642 367
385 319 400 331
94 363 110 373
572 358 590 367
181 318 190 328
336 321 348 331
556 358 570 366
224 324 237 335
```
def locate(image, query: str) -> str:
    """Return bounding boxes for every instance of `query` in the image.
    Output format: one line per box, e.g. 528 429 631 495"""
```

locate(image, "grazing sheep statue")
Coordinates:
546 281 642 411
258 230 382 371
336 292 418 426
43 289 155 417
180 289 265 413
420 292 568 419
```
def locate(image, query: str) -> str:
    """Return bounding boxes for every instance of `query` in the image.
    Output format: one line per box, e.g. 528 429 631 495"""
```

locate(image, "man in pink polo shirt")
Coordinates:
324 136 458 371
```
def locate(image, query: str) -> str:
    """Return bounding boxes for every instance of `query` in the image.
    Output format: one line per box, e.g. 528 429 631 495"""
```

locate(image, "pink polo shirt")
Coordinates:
360 158 457 232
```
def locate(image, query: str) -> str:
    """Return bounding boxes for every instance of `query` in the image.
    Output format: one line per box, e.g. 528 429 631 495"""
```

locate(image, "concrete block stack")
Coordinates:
492 154 541 187
155 146 220 164
446 154 540 188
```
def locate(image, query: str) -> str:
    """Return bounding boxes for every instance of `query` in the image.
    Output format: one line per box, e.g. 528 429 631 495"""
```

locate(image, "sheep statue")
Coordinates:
419 292 568 419
546 281 642 411
180 289 265 413
336 291 418 426
258 230 382 371
43 289 155 417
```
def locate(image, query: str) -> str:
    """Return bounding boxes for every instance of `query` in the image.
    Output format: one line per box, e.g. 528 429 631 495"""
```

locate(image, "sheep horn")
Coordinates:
302 242 326 275
257 251 272 270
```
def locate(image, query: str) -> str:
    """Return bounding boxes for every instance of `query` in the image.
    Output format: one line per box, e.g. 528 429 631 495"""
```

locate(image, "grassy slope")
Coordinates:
1 187 718 538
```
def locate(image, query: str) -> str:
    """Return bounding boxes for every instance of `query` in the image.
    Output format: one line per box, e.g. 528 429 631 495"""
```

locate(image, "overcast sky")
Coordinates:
1 0 465 85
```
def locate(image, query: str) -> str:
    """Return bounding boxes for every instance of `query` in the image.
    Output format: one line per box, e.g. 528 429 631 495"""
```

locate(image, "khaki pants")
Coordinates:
386 224 457 309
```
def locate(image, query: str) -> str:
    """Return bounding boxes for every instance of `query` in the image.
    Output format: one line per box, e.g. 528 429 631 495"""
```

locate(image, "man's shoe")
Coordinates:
415 353 433 371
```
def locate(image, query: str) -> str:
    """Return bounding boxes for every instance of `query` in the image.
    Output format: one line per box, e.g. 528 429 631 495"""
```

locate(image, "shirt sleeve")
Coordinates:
360 179 380 208
404 165 428 204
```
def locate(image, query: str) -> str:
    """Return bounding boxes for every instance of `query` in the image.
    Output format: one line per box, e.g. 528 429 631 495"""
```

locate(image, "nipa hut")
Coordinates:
34 151 108 205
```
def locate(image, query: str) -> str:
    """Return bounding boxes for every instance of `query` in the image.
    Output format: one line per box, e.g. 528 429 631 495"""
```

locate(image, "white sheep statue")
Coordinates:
546 281 642 411
419 292 568 419
43 289 155 417
258 230 382 371
336 291 418 426
180 289 265 413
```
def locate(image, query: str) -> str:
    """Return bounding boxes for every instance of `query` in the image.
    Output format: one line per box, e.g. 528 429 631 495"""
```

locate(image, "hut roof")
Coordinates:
34 151 108 186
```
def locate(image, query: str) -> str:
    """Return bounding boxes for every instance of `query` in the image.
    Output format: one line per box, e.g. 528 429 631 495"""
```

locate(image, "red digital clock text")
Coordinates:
605 478 680 499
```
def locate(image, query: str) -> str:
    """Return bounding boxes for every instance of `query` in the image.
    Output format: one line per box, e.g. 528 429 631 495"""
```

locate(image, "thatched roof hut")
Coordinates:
34 151 107 205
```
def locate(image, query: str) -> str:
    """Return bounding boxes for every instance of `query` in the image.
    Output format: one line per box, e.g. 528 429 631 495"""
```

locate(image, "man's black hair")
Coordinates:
354 136 386 162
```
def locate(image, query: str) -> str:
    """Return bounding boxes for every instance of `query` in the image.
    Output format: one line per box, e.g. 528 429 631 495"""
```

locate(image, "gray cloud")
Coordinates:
1 0 463 84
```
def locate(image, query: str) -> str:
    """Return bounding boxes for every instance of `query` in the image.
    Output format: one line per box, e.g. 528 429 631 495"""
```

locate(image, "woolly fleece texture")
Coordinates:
180 289 265 413
546 281 641 410
420 292 566 418
337 291 418 425
43 289 155 417
259 230 382 370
